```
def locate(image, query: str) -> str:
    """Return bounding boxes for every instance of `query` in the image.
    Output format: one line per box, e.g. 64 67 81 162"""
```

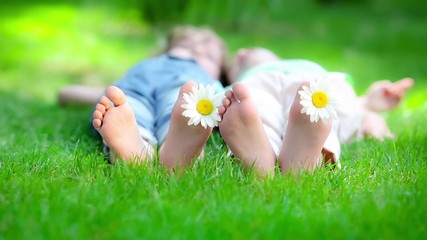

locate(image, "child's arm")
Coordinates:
360 109 394 140
356 78 414 140
58 85 105 106
359 78 414 112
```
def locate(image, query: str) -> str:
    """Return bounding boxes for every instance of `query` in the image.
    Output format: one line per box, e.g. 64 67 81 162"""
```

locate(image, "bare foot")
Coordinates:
279 82 333 172
159 81 215 169
219 83 276 177
361 77 414 112
92 86 152 164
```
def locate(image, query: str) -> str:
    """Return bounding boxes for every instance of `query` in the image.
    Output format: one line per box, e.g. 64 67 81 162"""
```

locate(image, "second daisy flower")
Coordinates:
298 77 339 123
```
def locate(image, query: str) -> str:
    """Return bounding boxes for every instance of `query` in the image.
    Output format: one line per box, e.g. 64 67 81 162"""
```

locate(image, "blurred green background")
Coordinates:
1 1 427 239
1 0 426 105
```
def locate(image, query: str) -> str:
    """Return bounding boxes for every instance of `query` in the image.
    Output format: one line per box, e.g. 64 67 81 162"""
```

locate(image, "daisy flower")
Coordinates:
298 78 338 123
181 83 224 129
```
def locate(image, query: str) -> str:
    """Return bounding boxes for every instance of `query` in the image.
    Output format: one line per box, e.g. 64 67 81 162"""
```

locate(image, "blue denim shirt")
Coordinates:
113 54 223 145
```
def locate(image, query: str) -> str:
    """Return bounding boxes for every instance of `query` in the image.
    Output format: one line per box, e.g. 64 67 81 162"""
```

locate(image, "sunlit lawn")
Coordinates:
0 1 426 239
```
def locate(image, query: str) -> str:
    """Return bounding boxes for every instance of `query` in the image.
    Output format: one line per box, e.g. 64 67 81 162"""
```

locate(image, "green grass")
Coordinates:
1 1 427 239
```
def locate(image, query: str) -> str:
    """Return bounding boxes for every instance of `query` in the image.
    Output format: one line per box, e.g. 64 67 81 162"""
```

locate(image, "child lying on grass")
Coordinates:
58 46 413 177
83 26 229 170
219 48 414 176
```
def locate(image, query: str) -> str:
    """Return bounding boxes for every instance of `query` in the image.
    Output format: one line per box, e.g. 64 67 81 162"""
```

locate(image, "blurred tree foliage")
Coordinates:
138 0 190 24
104 0 427 42
6 0 426 28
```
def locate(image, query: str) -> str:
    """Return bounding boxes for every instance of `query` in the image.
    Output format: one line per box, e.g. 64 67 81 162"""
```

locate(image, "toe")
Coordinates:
222 97 231 108
218 106 226 116
93 109 103 120
92 118 102 129
106 86 126 106
232 82 251 101
99 96 112 110
96 103 107 114
225 89 238 104
180 81 198 95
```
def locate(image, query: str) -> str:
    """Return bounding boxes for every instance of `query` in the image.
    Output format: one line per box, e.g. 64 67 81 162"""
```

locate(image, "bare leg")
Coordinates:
92 86 152 164
279 82 332 172
59 85 104 106
159 81 214 170
219 83 276 177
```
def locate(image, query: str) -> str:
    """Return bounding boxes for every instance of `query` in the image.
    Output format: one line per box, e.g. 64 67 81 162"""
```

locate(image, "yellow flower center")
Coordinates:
197 99 214 115
312 91 329 108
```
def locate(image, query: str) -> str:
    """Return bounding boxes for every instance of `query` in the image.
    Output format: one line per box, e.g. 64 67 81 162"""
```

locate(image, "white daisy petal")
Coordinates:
318 109 324 120
299 91 311 100
187 116 195 125
205 117 214 128
307 106 315 115
188 114 198 125
298 77 340 124
310 82 317 93
192 85 198 92
301 107 308 114
310 113 316 123
200 118 207 129
300 100 311 108
326 105 338 120
180 83 222 128
321 108 329 120
212 112 221 122
182 109 192 117
181 104 192 111
183 94 196 106
206 85 214 96
315 111 320 122
212 118 219 127
194 114 202 125
212 93 224 106
301 85 311 94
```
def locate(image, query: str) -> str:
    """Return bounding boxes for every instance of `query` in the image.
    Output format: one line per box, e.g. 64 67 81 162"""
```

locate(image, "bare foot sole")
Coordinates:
279 82 333 172
159 81 214 170
92 86 152 164
219 83 276 177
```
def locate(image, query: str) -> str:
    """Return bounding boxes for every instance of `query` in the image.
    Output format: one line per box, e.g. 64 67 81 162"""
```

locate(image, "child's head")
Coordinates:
227 48 280 83
166 26 229 86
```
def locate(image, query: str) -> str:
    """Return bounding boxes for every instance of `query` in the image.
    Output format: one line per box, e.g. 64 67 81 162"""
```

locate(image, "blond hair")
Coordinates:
166 26 229 86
